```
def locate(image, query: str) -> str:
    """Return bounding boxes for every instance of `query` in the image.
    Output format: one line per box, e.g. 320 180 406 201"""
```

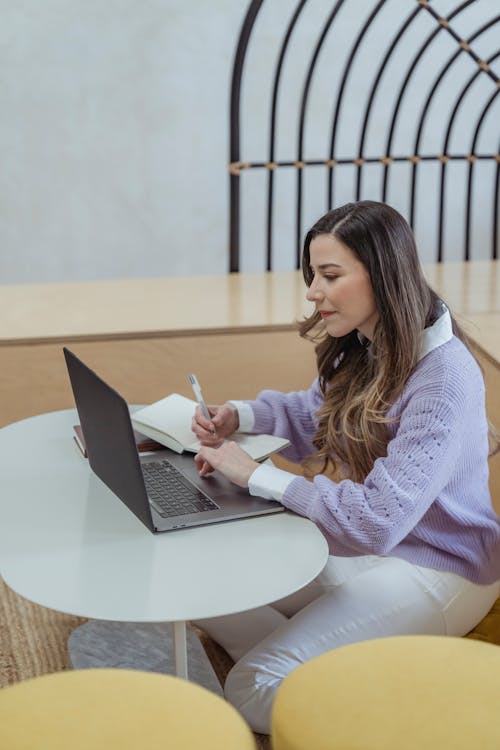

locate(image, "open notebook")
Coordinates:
130 393 290 462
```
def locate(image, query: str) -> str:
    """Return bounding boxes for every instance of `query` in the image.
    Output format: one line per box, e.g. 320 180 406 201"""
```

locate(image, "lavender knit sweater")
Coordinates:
246 336 500 584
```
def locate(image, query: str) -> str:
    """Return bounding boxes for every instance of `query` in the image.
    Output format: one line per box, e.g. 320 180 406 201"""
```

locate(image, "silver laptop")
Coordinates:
63 348 284 533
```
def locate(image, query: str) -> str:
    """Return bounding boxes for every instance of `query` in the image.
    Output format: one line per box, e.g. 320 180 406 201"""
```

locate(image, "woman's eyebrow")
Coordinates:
316 262 343 270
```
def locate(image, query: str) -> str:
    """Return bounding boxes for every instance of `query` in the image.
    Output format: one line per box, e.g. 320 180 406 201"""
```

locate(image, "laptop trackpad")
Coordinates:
145 449 277 505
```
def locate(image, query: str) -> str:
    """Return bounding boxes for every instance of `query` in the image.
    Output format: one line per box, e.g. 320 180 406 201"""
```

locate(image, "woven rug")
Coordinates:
68 620 224 695
0 577 270 748
0 577 86 687
0 577 235 687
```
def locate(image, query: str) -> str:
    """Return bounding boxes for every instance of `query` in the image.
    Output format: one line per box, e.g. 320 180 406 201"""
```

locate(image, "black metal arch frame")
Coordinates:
229 0 500 271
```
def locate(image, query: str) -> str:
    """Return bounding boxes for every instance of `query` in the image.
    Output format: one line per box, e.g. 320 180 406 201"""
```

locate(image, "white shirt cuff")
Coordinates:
228 401 255 433
248 463 296 502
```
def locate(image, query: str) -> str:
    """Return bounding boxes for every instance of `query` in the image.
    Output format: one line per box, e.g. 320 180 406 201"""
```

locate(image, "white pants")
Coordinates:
194 555 500 734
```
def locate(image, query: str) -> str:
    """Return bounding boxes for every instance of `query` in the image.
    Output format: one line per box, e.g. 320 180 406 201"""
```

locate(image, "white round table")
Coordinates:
0 410 329 680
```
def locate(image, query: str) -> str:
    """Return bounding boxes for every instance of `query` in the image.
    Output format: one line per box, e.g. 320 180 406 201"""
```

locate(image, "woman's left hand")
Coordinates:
194 441 259 488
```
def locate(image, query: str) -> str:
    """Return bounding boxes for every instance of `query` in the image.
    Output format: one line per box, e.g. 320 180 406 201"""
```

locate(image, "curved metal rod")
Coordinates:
443 50 499 155
229 0 265 272
294 0 346 266
266 0 307 270
494 138 500 260
381 0 475 204
411 21 494 192
327 0 387 210
410 16 500 262
437 47 500 260
424 0 499 88
465 89 500 260
355 5 422 199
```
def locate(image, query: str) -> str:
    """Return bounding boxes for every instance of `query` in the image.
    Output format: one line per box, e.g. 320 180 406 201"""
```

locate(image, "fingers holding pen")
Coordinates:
210 403 240 436
191 403 240 445
191 405 220 445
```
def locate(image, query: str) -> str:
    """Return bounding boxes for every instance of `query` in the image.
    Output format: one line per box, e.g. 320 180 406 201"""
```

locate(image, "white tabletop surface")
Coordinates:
0 410 329 622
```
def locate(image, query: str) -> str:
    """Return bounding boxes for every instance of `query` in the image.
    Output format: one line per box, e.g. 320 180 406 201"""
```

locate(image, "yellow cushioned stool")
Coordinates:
0 668 256 749
271 636 500 750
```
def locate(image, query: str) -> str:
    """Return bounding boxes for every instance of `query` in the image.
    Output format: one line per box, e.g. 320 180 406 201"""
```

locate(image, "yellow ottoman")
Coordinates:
0 668 256 749
271 636 500 750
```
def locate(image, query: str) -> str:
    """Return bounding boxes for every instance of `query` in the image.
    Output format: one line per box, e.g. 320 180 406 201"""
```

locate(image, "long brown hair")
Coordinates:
300 200 473 482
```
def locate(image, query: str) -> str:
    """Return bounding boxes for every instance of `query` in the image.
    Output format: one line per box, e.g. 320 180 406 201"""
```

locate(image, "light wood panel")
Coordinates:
424 259 500 317
0 271 312 343
0 331 317 428
2 261 497 360
473 347 500 514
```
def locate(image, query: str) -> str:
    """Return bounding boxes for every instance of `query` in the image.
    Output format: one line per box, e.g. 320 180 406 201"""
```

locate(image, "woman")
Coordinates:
192 201 500 735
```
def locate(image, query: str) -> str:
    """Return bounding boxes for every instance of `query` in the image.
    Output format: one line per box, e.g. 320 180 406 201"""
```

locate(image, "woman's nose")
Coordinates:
306 279 322 301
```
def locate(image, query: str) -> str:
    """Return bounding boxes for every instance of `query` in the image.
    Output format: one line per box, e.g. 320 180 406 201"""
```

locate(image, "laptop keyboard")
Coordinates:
142 460 219 517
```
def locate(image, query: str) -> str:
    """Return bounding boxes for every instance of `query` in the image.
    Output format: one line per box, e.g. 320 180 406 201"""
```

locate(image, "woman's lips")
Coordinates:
320 311 335 319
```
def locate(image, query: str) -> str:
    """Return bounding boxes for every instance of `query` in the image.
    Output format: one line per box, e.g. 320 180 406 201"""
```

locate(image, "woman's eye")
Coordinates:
324 275 337 281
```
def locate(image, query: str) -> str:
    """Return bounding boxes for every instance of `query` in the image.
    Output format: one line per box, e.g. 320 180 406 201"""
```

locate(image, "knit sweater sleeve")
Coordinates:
244 379 323 463
281 384 466 556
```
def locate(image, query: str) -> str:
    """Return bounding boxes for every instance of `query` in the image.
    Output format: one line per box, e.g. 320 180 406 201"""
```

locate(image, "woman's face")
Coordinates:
306 233 379 340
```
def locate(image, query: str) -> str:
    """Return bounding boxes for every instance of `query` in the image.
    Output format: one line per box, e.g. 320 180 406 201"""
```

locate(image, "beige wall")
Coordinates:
2 4 497 284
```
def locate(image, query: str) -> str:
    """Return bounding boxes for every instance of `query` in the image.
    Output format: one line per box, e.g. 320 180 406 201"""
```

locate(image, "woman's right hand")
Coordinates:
191 402 240 446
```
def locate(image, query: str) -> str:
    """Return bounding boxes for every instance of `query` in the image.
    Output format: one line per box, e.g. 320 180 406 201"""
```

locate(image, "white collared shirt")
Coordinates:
418 305 453 361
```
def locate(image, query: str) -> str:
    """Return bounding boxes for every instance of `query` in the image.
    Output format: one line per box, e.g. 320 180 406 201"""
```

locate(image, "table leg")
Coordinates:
173 620 188 679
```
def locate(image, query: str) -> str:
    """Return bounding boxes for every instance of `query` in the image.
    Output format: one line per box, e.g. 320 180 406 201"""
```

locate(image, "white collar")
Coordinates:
355 305 453 360
418 305 453 361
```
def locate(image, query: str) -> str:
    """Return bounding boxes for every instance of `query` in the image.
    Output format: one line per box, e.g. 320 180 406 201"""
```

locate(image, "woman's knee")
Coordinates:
223 657 286 735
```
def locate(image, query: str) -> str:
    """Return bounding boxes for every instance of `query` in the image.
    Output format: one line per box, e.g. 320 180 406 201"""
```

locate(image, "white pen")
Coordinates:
188 373 216 436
